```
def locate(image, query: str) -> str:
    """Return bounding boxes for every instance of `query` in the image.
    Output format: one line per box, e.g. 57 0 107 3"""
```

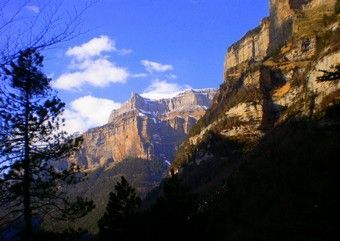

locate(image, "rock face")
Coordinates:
74 89 216 170
225 18 270 70
226 0 336 71
52 89 215 233
173 0 339 177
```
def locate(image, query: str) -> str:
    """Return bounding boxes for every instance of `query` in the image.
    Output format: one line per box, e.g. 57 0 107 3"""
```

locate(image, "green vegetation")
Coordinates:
316 30 333 54
316 14 340 55
189 81 260 137
1 5 339 240
171 105 340 241
336 0 340 14
175 67 270 170
188 117 208 136
157 67 340 240
98 176 141 241
95 104 340 241
294 7 335 39
173 129 243 172
187 82 261 149
140 175 200 241
47 158 168 234
0 49 94 240
200 111 340 240
12 105 339 241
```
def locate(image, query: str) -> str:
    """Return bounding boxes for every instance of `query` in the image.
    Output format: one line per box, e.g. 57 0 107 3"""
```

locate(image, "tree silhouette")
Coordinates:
143 174 200 241
0 48 94 241
98 176 141 241
0 1 93 68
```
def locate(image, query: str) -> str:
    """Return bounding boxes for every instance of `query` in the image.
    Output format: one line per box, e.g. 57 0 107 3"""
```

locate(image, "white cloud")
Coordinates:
141 79 191 100
53 36 131 90
117 48 133 55
66 35 131 60
131 73 148 78
63 95 121 134
53 58 128 90
141 60 173 73
26 5 40 14
167 74 178 79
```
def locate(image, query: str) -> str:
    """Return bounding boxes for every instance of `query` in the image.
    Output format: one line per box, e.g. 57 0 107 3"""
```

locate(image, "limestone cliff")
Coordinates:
73 89 216 170
50 89 216 232
173 0 339 181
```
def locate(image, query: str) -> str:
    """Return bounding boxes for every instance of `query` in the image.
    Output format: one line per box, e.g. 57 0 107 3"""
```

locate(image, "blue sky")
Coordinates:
16 0 269 133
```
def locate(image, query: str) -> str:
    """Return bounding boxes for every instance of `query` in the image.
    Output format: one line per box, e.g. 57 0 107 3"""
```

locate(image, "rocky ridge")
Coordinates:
72 89 216 170
49 89 216 233
172 0 339 184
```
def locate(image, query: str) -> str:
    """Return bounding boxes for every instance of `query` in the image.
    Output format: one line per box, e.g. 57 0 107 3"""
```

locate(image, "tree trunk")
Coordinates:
23 93 32 241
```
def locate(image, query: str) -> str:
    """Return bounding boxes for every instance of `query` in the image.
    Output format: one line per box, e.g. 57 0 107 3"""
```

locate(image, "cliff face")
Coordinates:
73 89 216 170
51 90 215 233
173 0 339 182
226 0 336 70
225 18 270 71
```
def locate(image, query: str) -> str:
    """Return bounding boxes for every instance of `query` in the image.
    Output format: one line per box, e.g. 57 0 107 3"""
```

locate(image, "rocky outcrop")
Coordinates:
225 18 270 70
73 89 216 169
225 0 337 71
109 90 215 122
53 90 215 233
173 0 339 174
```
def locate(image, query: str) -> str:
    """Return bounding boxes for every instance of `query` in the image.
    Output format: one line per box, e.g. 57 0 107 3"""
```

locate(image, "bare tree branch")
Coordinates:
0 0 95 68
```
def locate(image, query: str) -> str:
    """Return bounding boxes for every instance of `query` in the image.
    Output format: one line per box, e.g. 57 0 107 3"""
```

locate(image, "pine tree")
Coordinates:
98 176 141 241
144 174 199 241
0 48 94 240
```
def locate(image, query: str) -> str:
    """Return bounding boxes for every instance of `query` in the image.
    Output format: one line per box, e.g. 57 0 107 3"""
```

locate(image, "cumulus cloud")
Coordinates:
117 48 133 55
141 60 173 73
66 35 131 60
141 79 191 100
26 5 40 14
53 59 128 90
53 36 130 90
131 73 148 78
63 95 121 134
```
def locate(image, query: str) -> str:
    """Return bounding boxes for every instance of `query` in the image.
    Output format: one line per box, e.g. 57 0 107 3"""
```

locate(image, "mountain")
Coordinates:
126 1 339 240
158 1 339 239
172 0 339 183
51 0 339 237
72 89 216 170
48 89 216 233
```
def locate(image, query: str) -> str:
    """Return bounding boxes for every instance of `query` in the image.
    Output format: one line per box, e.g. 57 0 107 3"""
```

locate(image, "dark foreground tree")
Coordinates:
98 176 141 241
142 174 201 241
0 48 94 241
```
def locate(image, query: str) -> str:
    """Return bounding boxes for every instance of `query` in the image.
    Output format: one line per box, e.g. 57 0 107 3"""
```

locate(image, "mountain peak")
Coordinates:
130 92 142 99
108 88 217 122
72 88 216 170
